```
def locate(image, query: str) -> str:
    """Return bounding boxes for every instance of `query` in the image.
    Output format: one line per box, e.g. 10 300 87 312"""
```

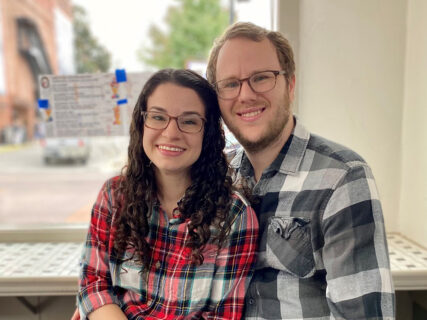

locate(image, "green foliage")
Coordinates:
73 5 111 73
139 0 229 69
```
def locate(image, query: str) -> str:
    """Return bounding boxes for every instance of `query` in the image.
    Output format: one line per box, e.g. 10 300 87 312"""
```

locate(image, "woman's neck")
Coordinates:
155 171 191 218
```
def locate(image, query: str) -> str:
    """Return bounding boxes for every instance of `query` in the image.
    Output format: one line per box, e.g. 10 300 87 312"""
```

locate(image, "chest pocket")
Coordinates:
113 258 151 296
266 216 315 278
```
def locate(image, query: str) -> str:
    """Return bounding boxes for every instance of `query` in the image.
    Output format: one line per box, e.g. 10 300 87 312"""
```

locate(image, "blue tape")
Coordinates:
117 99 128 105
38 99 49 109
115 69 127 83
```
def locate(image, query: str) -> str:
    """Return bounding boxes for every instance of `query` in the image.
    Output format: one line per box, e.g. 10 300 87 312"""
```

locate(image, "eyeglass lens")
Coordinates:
143 111 204 133
216 71 282 99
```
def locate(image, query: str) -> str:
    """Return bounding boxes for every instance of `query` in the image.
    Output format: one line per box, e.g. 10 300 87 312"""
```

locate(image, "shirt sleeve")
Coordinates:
202 194 259 320
322 164 395 319
78 179 120 319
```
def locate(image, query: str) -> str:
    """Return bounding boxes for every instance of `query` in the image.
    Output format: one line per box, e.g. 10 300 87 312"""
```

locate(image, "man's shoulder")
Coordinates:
306 133 368 171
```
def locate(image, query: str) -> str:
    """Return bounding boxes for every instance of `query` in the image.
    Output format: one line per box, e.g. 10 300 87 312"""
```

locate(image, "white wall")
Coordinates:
400 0 427 247
277 0 300 112
279 0 409 233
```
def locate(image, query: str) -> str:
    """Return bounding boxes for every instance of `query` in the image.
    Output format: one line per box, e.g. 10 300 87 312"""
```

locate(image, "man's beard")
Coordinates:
228 93 291 153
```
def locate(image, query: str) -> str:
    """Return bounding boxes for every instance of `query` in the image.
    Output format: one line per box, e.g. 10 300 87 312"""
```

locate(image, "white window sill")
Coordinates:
0 228 426 296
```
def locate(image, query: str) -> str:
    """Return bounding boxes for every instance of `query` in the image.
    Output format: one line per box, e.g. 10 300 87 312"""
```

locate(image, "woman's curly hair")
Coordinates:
114 69 233 269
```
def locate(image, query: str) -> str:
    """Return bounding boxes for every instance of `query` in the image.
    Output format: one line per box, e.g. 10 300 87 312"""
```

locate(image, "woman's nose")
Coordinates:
161 118 181 137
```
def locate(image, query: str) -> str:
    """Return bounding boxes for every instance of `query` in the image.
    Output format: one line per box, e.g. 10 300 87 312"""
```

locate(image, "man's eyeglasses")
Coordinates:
214 70 286 100
141 111 205 134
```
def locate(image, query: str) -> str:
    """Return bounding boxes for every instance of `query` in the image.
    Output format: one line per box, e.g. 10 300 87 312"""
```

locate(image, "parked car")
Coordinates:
41 137 90 164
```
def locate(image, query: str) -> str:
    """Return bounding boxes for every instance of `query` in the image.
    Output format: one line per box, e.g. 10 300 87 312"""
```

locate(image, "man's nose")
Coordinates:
238 80 257 103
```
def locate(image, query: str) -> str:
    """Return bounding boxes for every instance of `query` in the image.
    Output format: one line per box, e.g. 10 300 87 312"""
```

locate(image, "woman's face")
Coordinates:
142 83 205 178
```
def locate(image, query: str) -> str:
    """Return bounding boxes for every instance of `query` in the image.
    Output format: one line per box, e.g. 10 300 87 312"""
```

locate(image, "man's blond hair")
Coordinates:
207 22 295 84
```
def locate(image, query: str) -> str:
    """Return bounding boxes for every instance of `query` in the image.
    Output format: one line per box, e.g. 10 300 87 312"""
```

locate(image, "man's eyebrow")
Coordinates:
218 70 269 81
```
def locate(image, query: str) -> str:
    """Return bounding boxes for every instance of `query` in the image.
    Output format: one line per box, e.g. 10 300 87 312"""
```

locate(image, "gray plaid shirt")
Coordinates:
230 120 395 320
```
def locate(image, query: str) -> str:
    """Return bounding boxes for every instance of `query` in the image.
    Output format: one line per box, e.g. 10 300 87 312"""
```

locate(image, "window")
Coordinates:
0 0 271 227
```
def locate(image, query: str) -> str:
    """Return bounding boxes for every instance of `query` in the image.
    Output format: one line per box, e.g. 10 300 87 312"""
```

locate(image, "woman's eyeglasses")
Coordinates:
142 111 205 133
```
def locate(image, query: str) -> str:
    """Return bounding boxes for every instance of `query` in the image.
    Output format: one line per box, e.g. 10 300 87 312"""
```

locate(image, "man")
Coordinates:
207 22 395 319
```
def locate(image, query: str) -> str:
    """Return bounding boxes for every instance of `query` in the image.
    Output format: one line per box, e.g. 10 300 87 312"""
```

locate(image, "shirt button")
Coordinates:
155 261 161 268
248 298 255 305
146 299 152 305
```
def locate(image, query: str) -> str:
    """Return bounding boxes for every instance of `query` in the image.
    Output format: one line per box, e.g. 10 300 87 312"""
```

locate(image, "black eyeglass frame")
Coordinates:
214 70 287 100
141 111 206 134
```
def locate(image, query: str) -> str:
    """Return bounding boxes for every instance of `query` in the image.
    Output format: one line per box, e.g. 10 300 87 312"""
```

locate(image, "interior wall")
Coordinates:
278 0 408 232
400 0 427 247
277 0 300 113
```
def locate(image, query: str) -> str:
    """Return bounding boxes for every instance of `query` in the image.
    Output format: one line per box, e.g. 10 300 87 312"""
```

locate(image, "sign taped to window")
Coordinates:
38 71 152 138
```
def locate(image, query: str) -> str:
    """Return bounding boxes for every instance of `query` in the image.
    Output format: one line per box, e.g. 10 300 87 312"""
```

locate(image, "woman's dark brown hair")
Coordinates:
114 68 233 268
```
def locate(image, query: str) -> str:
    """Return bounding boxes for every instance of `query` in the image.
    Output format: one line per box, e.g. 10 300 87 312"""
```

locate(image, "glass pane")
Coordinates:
0 0 272 226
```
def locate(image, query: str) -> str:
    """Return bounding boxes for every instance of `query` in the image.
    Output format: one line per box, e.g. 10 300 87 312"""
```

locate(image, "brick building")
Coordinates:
0 0 74 143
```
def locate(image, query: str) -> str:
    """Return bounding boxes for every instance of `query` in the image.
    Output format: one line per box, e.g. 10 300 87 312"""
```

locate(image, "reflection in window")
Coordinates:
17 17 52 90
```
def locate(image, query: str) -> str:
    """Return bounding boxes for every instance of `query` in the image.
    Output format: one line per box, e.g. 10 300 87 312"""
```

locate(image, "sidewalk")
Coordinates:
0 142 32 154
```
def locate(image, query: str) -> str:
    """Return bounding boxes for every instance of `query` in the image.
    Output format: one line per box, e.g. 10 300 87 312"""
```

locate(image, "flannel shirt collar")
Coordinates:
153 195 186 224
230 117 310 177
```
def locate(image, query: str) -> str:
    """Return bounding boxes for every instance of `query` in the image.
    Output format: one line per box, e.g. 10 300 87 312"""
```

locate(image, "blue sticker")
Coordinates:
117 99 128 105
115 69 127 83
38 99 49 109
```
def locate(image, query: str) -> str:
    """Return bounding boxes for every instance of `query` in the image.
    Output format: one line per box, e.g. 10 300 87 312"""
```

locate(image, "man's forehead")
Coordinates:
216 37 280 79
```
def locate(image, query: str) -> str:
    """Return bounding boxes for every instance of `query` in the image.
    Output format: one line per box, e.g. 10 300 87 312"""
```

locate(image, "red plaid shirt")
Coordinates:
78 177 258 319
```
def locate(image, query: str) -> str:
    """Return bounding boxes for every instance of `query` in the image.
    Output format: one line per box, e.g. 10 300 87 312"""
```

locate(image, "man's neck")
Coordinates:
246 117 295 182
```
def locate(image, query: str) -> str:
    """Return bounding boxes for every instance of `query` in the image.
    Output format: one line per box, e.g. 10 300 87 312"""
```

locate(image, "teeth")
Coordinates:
158 145 184 152
241 110 261 117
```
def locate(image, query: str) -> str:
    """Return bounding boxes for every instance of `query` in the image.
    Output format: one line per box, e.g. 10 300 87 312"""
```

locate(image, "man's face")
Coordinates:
215 37 295 153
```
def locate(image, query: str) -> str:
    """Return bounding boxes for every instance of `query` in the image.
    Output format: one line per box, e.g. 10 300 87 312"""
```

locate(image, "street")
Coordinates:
0 137 128 224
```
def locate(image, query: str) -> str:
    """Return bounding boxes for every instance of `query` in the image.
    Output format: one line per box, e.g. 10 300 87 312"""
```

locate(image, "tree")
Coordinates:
73 5 111 73
139 0 229 69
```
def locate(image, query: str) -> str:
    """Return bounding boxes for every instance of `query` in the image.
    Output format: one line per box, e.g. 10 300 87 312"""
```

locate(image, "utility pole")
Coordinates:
229 0 235 24
229 0 250 25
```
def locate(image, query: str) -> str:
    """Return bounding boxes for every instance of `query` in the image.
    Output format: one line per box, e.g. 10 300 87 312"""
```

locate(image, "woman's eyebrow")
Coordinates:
147 106 204 117
180 111 204 116
147 106 167 112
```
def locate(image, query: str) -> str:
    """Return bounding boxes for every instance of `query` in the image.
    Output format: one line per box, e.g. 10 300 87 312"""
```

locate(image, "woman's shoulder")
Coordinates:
97 175 124 210
101 175 122 192
229 190 257 220
228 190 259 231
230 190 251 207
93 176 124 223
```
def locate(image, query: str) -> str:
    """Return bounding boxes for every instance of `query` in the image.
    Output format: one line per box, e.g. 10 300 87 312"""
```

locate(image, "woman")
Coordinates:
77 69 258 319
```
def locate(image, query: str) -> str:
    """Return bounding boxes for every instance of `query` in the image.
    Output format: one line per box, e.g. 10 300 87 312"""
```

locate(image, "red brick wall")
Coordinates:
0 0 72 141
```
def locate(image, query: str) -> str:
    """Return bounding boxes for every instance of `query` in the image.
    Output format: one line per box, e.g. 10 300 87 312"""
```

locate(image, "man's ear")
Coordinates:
288 74 296 102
